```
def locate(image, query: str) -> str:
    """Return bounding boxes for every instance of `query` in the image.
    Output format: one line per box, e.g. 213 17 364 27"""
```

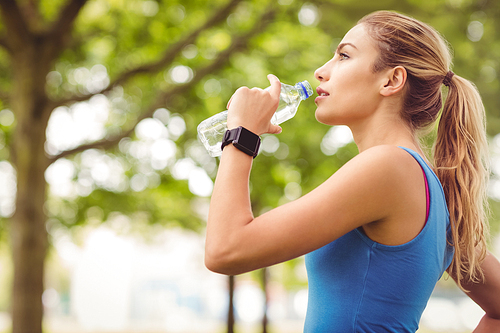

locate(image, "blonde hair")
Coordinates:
359 11 490 290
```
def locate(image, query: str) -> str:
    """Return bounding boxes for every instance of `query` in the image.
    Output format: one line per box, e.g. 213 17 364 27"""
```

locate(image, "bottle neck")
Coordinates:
296 81 311 100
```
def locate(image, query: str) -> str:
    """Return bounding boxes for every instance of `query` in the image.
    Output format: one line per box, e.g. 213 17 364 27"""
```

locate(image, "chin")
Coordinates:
315 110 336 126
314 109 327 124
315 107 356 127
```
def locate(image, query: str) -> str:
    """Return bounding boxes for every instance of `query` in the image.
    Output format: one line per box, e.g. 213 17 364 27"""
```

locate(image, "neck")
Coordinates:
350 111 420 154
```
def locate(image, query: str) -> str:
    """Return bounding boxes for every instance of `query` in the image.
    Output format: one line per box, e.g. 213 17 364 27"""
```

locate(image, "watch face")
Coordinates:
236 127 260 151
221 126 261 157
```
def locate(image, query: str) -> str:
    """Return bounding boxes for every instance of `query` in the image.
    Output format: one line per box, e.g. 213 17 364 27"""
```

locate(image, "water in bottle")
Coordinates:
197 80 313 157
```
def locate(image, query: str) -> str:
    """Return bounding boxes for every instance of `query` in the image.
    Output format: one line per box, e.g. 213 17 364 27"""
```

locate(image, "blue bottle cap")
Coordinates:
298 81 313 99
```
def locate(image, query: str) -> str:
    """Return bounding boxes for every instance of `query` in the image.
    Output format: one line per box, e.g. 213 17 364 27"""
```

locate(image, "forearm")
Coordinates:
454 250 500 333
464 251 500 319
204 74 282 274
205 145 255 273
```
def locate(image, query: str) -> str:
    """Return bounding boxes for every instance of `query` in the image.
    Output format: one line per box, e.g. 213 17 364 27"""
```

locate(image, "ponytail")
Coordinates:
434 74 490 290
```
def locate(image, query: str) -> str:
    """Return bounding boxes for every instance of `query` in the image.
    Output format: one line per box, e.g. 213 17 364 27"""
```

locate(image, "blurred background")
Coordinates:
0 0 499 332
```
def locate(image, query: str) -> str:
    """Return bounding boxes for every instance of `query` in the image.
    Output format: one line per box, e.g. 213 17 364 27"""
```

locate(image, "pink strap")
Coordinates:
422 169 430 221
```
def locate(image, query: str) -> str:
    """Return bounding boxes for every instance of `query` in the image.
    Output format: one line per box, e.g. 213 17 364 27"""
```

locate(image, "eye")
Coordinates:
339 52 350 61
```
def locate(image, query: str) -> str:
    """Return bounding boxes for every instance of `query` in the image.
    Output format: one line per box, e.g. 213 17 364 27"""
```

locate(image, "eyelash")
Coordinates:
339 52 349 60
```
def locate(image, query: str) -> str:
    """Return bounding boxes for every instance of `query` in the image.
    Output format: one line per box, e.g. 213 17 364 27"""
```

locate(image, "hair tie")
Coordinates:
443 71 454 87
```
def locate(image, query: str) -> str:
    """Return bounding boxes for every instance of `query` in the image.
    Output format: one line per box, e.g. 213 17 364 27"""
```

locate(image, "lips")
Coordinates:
315 87 329 104
316 87 329 96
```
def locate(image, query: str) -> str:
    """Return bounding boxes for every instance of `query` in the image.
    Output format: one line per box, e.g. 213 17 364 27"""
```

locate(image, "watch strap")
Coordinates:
221 126 261 158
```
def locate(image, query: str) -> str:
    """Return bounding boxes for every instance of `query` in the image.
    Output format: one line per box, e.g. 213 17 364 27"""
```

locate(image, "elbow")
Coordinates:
204 251 230 275
204 242 246 275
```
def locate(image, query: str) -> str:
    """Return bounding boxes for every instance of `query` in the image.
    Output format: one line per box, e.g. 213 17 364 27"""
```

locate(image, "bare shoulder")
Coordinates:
345 145 428 245
359 144 420 161
347 145 427 203
342 145 422 180
321 145 425 220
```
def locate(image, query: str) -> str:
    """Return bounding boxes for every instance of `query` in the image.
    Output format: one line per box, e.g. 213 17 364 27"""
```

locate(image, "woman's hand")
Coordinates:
226 74 283 135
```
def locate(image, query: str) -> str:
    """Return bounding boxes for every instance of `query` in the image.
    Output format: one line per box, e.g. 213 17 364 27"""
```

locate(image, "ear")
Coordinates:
380 66 407 97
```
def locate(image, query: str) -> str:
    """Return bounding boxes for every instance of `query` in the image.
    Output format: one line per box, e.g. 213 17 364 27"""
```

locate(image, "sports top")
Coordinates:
304 147 454 332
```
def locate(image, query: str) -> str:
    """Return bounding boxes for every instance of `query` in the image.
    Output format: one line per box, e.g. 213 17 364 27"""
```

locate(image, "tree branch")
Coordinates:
52 0 242 108
49 0 88 37
0 0 31 51
48 6 277 163
20 0 45 32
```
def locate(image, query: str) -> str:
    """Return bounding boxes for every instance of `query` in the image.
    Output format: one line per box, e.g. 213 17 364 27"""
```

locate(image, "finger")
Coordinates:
226 95 234 109
267 74 281 100
269 124 282 134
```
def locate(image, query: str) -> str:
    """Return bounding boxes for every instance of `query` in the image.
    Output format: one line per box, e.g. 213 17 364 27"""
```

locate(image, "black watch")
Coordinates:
221 126 261 158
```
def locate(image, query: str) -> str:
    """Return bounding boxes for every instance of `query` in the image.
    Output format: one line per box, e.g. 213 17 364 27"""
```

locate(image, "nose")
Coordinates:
314 60 331 82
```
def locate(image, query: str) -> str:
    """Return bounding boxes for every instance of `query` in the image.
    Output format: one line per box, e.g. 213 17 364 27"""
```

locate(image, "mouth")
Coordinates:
315 87 329 103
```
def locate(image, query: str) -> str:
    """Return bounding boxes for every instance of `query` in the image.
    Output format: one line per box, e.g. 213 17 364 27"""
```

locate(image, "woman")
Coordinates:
205 11 500 332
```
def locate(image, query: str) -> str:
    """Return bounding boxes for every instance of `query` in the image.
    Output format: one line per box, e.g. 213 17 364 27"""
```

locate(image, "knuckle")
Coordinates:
236 86 249 93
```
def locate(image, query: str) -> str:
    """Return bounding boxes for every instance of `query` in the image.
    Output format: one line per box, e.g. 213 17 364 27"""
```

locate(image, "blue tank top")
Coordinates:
304 147 454 333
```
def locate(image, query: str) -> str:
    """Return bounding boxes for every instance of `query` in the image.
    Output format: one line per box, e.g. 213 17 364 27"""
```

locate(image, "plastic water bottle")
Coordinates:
197 80 313 157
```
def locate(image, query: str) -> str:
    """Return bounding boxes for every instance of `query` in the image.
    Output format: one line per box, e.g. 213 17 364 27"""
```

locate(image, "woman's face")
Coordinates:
314 24 388 126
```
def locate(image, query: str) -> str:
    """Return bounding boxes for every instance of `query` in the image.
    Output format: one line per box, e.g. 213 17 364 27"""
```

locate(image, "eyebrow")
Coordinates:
336 42 358 54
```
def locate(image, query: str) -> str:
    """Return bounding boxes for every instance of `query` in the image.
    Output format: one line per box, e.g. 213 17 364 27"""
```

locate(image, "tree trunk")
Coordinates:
0 1 267 331
227 275 235 333
262 267 269 333
10 152 48 333
261 268 269 333
9 34 52 333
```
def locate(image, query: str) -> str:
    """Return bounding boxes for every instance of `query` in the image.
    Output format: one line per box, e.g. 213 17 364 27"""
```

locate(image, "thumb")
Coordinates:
267 74 281 100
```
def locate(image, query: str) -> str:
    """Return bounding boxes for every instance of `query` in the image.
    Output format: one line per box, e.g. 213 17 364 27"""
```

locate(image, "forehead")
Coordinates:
339 24 378 54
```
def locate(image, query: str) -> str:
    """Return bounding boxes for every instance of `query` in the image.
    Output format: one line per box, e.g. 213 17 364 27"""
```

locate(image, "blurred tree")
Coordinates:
0 0 279 331
0 0 499 333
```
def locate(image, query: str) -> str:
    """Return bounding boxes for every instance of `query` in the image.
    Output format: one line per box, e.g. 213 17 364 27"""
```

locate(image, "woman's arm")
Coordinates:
454 251 500 332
